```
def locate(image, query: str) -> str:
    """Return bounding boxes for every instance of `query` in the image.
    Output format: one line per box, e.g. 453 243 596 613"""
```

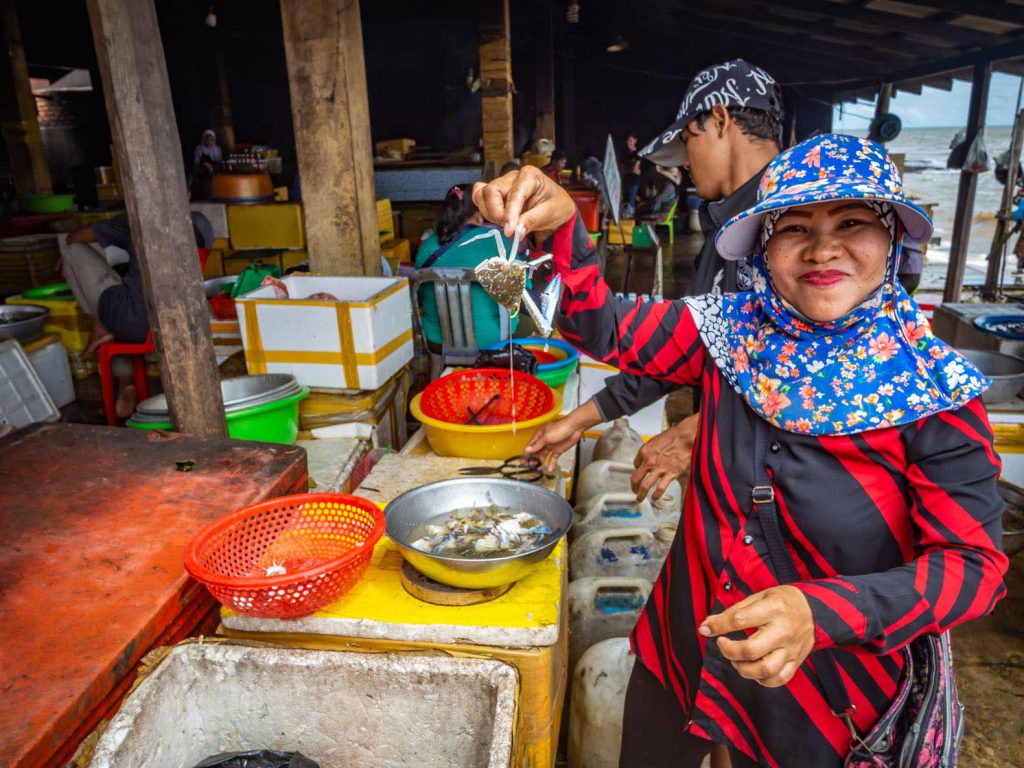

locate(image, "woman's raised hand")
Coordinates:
697 586 816 688
472 165 576 240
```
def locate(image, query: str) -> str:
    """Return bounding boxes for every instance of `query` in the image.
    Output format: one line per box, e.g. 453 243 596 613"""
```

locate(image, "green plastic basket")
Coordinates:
126 389 308 444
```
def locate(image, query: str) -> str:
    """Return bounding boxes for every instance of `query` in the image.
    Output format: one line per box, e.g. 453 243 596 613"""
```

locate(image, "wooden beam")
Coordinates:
834 37 1024 97
0 0 51 196
85 0 226 437
533 0 555 144
280 0 379 276
881 0 1024 26
479 0 514 177
944 61 992 303
212 36 236 156
763 0 1011 48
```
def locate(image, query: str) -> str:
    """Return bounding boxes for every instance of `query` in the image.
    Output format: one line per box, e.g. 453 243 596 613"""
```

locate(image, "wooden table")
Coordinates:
0 423 307 768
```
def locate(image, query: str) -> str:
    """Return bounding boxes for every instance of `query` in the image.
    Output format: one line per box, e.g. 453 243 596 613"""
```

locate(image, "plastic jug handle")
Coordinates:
606 462 637 475
595 491 642 506
592 577 652 598
593 527 655 544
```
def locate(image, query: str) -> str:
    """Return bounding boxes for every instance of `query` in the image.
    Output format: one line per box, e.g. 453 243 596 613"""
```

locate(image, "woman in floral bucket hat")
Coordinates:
474 134 1007 767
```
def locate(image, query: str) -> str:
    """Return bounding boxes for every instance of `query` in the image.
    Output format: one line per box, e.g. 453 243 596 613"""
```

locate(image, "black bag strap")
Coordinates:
751 418 858 723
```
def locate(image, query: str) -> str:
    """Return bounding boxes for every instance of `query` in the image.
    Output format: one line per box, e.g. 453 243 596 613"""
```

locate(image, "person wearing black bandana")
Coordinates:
526 60 785 504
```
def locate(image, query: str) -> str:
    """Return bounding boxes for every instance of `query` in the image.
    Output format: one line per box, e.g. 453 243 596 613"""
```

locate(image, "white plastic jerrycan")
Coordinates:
567 576 652 672
575 460 683 518
569 637 636 768
573 490 684 539
570 524 676 582
593 418 645 465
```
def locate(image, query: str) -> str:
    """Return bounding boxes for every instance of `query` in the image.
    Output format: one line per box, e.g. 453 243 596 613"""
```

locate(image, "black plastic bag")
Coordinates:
191 751 320 768
473 343 538 375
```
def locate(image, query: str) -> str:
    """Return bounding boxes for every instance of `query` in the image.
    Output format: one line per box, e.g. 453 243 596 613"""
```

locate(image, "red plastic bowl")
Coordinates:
418 368 554 426
184 493 384 619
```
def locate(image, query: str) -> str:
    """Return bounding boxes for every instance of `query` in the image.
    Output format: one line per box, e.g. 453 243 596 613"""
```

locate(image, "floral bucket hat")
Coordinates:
715 133 933 261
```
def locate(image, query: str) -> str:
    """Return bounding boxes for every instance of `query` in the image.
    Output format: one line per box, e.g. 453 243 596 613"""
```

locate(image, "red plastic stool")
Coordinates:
98 333 155 426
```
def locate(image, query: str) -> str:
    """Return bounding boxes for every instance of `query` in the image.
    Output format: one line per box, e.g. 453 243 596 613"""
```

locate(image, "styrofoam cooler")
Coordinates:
236 275 413 390
26 336 74 408
87 643 516 768
189 201 229 240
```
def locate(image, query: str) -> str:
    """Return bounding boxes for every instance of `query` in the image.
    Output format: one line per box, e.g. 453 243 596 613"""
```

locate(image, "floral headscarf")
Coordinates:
683 200 988 436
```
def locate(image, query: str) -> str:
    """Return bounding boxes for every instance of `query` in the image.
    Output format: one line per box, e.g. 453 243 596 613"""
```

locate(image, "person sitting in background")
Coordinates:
61 209 214 418
414 184 523 351
620 131 642 218
543 149 568 183
637 165 680 219
580 147 604 187
193 129 222 171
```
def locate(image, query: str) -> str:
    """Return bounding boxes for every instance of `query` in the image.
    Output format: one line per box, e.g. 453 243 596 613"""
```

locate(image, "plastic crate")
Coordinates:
6 293 91 354
227 202 304 249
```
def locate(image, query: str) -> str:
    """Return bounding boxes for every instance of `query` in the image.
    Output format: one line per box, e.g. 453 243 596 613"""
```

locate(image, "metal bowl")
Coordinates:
385 478 573 589
134 374 302 416
959 349 1024 404
0 304 48 344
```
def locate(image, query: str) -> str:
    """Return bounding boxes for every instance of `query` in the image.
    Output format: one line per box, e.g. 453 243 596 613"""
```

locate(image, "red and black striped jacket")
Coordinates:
549 212 1008 766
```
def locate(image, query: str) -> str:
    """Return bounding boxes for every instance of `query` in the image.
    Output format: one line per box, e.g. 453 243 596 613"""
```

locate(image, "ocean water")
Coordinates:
848 125 1013 263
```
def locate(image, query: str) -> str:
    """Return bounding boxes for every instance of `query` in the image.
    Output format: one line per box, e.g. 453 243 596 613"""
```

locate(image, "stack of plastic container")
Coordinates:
567 418 683 768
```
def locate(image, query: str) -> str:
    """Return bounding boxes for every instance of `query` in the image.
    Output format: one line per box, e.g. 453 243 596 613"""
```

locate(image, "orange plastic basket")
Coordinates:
184 493 385 619
418 368 554 425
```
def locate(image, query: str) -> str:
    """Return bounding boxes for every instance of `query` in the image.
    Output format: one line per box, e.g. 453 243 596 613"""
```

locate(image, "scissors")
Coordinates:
458 454 545 483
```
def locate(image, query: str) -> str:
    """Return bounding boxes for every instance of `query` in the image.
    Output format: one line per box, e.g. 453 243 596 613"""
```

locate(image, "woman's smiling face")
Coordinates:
765 201 891 322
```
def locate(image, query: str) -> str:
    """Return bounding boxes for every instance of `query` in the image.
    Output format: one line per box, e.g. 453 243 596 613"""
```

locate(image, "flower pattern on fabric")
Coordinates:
685 189 989 436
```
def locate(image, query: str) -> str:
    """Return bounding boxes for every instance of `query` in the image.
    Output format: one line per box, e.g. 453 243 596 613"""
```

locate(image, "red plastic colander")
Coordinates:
418 368 554 426
184 493 385 619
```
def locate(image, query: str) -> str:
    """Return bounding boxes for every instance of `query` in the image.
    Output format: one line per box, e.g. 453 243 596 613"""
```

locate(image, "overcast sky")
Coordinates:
833 72 1023 131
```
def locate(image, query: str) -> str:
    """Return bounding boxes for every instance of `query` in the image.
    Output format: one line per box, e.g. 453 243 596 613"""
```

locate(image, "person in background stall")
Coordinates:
474 134 1007 768
60 208 214 419
580 147 604 187
527 60 784 520
191 129 222 198
620 131 642 218
637 165 681 219
543 149 568 184
414 184 523 351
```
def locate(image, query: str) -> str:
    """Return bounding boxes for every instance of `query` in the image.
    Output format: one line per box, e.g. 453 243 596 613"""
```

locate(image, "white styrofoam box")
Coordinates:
578 353 669 440
189 201 229 240
88 643 516 768
0 339 59 428
27 337 74 408
236 275 413 390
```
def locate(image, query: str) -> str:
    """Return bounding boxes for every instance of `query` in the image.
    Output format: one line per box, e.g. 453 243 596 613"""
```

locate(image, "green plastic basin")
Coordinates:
126 388 308 444
20 194 75 214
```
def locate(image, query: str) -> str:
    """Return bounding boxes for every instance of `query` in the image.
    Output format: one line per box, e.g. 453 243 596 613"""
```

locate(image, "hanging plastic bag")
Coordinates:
963 132 991 174
191 751 320 768
946 129 967 170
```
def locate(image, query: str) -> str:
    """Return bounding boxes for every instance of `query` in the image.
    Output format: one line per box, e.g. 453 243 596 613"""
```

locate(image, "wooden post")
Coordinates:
943 62 991 304
981 107 1024 299
533 0 556 144
212 38 236 156
479 0 514 177
873 83 892 130
280 0 379 276
86 0 227 437
0 0 52 195
558 43 576 160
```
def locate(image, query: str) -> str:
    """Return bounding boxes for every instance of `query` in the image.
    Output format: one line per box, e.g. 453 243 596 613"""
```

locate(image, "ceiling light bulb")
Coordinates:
607 35 628 53
205 5 217 27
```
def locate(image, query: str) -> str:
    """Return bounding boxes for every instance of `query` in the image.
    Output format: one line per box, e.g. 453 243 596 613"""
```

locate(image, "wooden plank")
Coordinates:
876 0 1024 26
533 0 555 143
479 0 514 176
0 423 307 768
764 0 1011 47
982 107 1024 298
280 0 379 276
86 0 226 438
0 0 52 196
944 61 992 303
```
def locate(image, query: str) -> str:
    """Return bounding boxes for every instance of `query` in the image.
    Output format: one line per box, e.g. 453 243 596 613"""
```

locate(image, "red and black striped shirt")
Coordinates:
549 213 1008 766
